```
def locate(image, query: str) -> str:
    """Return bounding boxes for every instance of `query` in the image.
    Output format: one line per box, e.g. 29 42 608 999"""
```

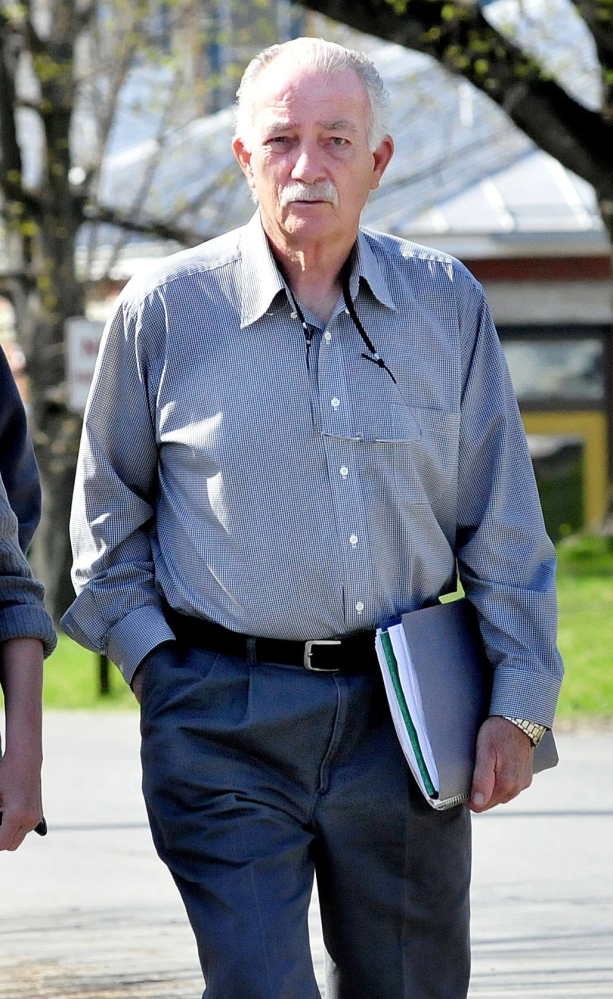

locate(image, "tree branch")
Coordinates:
571 1 613 65
300 0 613 199
570 0 613 119
0 14 42 216
99 66 187 279
85 204 205 246
0 14 23 193
16 97 46 114
7 0 46 55
74 0 98 32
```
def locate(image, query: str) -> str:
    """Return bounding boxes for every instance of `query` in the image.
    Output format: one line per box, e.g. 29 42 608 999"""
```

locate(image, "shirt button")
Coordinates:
290 311 298 319
331 397 340 409
355 601 364 613
344 308 350 315
340 466 349 478
349 534 358 546
323 330 332 342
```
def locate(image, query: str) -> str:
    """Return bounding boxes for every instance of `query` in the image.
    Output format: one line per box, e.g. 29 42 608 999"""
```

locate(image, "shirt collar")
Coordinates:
239 213 286 328
238 212 396 328
350 228 396 312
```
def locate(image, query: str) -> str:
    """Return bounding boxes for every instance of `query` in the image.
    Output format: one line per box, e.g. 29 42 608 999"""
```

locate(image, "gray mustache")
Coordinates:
280 182 339 207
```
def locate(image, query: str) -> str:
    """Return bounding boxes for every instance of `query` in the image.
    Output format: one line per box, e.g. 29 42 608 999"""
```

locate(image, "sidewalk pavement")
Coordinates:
1 711 611 998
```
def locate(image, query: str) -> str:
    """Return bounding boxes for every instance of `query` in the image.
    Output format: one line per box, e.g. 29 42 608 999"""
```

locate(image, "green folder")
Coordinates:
379 629 437 798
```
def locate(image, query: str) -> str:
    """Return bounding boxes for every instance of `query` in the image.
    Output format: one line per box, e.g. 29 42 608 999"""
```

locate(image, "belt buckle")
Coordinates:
303 640 342 672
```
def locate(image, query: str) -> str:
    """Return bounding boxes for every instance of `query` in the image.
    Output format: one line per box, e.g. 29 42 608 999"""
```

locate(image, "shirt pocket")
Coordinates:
388 404 460 504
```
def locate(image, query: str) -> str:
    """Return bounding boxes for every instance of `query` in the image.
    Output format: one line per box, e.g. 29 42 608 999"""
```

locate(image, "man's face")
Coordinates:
233 59 393 251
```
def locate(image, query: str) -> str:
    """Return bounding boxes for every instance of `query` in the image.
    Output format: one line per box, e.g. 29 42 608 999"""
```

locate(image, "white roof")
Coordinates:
2 22 606 278
405 148 606 258
93 42 606 274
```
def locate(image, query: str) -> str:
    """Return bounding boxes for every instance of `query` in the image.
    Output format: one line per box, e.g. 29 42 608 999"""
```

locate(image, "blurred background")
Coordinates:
1 0 611 720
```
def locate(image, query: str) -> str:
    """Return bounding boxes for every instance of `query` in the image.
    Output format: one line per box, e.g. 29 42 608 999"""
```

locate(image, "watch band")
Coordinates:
504 717 548 747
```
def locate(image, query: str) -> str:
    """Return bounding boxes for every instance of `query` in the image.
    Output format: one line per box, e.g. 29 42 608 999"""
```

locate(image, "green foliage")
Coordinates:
554 534 613 719
441 4 460 21
557 533 613 576
557 572 613 718
423 26 441 42
384 0 409 15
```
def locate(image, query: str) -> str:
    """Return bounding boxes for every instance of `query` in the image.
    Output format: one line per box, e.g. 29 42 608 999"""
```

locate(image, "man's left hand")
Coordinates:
465 715 533 813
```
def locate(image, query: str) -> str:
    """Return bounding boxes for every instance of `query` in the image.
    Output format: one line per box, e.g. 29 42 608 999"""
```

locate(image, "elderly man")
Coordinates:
62 37 563 999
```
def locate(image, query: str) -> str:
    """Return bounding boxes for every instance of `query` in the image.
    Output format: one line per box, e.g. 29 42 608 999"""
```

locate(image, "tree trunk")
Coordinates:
30 397 82 621
21 217 85 622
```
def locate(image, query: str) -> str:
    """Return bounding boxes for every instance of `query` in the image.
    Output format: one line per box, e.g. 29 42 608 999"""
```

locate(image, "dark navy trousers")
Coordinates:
140 643 472 999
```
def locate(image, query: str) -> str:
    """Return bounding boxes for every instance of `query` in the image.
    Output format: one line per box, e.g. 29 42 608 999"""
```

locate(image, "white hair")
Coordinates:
234 37 390 152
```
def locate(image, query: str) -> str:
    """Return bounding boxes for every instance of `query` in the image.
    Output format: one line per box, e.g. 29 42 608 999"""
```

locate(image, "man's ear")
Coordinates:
232 136 255 188
370 135 394 192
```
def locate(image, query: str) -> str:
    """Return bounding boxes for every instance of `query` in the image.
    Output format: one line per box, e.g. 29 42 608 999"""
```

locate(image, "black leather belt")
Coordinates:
165 608 378 674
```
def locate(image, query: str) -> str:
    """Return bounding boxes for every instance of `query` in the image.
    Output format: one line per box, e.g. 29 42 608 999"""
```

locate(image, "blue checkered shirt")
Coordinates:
61 212 563 725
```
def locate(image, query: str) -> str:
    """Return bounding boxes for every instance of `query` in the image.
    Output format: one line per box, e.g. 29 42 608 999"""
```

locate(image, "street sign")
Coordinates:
65 317 105 413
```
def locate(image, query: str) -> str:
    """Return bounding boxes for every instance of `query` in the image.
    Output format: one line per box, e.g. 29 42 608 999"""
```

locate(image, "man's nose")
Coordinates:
291 144 325 184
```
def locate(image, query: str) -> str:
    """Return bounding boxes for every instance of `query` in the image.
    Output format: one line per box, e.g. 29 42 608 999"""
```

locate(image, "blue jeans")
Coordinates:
140 643 471 999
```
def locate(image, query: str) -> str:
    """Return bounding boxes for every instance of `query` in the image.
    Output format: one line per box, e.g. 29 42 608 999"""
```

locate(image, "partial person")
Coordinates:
0 346 56 852
62 38 563 999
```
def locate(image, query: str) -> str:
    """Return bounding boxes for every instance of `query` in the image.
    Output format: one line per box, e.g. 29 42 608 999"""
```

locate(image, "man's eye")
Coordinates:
269 136 290 145
330 137 349 147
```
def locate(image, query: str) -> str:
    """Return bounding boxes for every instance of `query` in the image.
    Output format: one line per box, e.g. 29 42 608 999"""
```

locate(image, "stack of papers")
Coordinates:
375 621 440 799
376 622 440 803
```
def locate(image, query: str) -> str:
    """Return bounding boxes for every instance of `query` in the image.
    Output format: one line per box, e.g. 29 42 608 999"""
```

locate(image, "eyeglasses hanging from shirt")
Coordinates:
341 262 397 385
287 261 397 386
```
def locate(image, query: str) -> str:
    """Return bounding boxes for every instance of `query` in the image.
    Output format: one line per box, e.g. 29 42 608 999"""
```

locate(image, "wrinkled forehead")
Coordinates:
249 58 370 133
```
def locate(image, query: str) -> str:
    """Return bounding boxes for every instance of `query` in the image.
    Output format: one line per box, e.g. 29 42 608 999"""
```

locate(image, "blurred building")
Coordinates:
1 16 611 539
408 150 611 540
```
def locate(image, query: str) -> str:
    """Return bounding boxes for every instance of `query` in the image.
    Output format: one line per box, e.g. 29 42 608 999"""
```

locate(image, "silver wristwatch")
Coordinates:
504 717 548 747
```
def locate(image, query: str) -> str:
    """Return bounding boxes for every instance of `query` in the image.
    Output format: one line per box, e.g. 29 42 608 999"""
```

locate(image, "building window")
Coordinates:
502 338 605 405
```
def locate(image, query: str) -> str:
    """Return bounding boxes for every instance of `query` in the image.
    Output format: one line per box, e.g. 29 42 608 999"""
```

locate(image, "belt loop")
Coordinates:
246 636 258 666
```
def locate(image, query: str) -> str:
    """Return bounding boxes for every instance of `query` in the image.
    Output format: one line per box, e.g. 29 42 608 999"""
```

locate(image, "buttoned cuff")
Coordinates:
107 606 177 685
489 666 562 729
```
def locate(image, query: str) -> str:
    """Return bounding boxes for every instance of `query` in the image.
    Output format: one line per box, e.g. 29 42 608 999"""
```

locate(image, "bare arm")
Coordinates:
0 637 44 851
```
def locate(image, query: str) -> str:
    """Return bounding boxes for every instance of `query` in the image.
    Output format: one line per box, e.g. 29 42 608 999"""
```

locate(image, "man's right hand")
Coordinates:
466 715 534 813
0 637 44 851
131 662 147 704
130 641 176 704
0 746 43 851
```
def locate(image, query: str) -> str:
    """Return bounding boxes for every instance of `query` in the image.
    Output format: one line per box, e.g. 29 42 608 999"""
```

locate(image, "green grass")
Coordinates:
34 535 612 718
43 633 137 710
555 535 613 719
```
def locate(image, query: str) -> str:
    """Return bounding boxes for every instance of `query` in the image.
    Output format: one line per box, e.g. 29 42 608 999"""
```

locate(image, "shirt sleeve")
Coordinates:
60 291 175 683
455 274 564 728
0 346 41 553
0 473 56 657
